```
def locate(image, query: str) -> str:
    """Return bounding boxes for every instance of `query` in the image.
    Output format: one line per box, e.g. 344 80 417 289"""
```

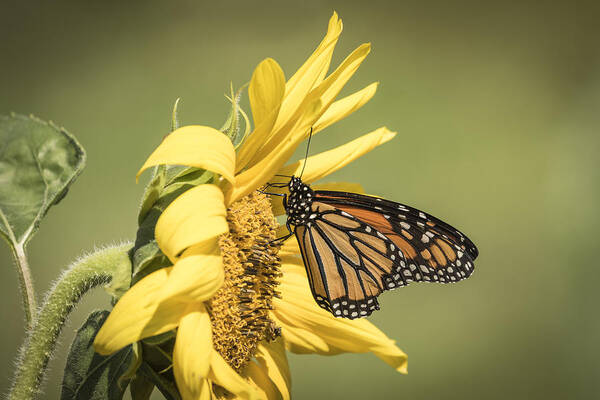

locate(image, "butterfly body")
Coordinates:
282 176 478 320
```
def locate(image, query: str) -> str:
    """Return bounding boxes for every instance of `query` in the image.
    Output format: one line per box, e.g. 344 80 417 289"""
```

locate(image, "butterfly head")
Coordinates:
285 176 314 225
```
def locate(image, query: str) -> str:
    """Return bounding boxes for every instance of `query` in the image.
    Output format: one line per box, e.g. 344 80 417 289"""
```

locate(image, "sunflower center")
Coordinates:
209 190 282 372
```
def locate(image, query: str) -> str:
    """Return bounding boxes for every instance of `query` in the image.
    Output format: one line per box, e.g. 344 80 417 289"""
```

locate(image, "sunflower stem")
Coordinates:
8 242 133 400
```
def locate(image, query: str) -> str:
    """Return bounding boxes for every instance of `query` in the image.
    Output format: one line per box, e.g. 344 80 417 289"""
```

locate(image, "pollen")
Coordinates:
209 190 282 372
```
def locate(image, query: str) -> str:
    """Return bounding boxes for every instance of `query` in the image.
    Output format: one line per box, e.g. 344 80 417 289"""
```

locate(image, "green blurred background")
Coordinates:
1 0 599 398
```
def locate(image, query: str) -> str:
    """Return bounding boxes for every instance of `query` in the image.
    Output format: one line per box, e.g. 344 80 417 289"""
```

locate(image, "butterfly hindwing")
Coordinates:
295 201 419 319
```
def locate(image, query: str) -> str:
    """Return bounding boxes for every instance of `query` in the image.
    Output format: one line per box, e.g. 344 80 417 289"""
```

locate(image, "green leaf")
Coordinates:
138 169 166 225
61 311 134 400
0 113 85 249
138 362 180 400
130 374 155 400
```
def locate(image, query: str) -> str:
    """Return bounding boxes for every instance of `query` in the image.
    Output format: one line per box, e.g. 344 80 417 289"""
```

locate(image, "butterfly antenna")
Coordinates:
299 127 313 179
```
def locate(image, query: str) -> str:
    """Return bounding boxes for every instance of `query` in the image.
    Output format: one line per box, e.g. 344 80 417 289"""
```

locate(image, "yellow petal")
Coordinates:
236 13 342 174
276 127 396 186
270 182 365 216
244 362 279 400
315 43 370 107
285 12 342 93
94 267 184 355
173 303 213 400
209 352 262 400
250 58 286 129
272 258 408 374
312 82 378 134
255 340 291 400
275 12 343 133
156 184 228 262
237 59 286 172
227 99 322 204
243 18 352 171
137 125 236 184
158 241 224 303
238 30 372 181
255 42 370 168
278 235 300 256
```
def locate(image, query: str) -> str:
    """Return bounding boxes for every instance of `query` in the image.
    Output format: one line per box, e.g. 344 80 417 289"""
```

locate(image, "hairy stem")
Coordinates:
9 242 133 400
13 243 36 328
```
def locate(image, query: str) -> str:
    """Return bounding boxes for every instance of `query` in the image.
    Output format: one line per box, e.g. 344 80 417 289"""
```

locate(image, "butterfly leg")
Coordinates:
270 220 294 244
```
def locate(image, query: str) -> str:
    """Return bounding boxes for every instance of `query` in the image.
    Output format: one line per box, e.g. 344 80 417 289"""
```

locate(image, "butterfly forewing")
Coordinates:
314 191 478 284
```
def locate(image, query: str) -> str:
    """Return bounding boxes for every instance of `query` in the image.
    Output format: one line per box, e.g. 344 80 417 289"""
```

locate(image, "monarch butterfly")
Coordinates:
269 175 478 319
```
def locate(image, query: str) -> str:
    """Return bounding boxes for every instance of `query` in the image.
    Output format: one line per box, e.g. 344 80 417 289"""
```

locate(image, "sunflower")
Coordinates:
94 12 407 400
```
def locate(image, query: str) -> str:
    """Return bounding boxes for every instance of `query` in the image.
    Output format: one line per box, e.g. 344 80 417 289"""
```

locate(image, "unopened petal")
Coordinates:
137 125 236 184
156 184 227 262
276 127 396 186
158 241 224 303
94 267 184 355
208 352 262 400
273 258 408 374
173 303 213 400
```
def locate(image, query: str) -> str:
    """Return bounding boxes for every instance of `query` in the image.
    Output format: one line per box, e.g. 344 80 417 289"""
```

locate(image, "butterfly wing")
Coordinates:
294 201 412 319
293 192 478 319
315 190 478 281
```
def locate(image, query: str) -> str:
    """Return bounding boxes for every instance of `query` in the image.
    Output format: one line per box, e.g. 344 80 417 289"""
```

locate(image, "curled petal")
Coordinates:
276 127 396 187
158 241 224 303
209 352 262 400
273 258 408 374
174 303 213 400
313 82 378 134
156 184 227 262
94 267 184 355
137 125 236 184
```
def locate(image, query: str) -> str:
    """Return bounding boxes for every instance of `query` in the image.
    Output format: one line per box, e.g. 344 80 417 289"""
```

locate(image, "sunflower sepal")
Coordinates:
220 83 252 148
133 167 216 285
